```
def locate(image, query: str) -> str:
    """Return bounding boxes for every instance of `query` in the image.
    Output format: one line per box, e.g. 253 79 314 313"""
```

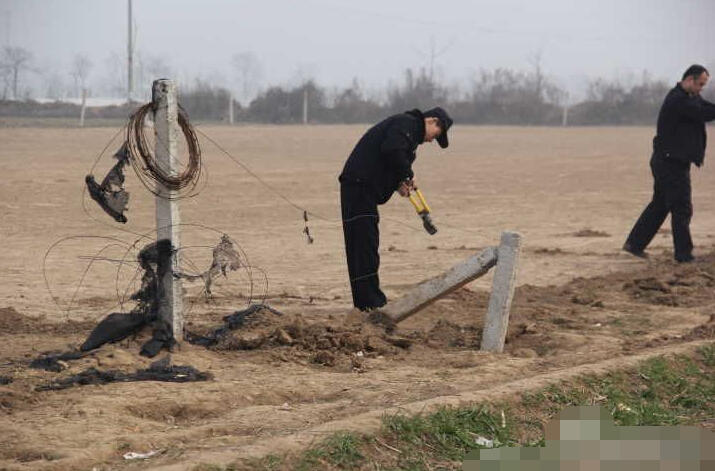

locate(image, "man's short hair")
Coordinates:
682 64 709 80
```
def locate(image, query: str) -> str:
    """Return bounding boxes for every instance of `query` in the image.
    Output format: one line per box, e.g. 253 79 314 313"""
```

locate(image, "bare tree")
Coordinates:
231 52 263 105
1 46 33 99
69 53 92 97
134 50 173 99
103 51 126 97
527 51 545 102
43 70 68 99
0 63 11 100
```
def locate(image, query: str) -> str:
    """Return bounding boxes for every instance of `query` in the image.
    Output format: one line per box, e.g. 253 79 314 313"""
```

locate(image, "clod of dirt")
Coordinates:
623 277 678 306
420 319 481 348
384 336 412 349
512 348 539 358
534 247 566 255
684 313 715 340
572 229 611 237
274 328 294 345
632 277 670 292
351 353 366 372
312 351 336 366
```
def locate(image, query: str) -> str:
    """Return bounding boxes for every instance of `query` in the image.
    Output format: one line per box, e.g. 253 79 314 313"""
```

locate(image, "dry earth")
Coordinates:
0 124 714 470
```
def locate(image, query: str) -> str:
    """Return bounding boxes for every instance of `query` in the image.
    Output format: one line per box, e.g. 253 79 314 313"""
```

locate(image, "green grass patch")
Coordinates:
233 344 714 470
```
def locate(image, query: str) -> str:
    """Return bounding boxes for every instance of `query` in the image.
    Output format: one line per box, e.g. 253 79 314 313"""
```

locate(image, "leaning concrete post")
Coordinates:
383 247 498 324
152 79 184 341
481 231 522 352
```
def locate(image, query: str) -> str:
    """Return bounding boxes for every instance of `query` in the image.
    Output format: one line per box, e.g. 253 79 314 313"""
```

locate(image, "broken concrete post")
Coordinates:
152 78 184 341
481 231 522 353
383 247 498 324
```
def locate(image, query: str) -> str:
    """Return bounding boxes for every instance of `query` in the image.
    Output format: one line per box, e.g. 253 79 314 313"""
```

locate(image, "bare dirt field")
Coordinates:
1 124 714 470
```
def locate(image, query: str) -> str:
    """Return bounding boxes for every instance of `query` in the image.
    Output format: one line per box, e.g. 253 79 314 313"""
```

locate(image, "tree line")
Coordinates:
137 67 715 126
2 45 713 125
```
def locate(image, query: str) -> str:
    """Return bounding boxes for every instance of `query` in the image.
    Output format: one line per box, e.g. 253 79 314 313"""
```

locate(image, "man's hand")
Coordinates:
398 178 416 197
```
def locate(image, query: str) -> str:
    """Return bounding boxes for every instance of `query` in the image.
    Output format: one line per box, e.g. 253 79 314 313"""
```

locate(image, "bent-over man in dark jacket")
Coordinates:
624 65 715 262
339 107 453 311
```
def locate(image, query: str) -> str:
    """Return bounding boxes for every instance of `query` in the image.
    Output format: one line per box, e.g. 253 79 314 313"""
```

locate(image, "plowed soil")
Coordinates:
0 125 714 470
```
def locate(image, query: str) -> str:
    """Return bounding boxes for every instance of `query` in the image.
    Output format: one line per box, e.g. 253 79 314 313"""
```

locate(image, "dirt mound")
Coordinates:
0 306 93 335
686 313 715 340
209 312 405 369
193 251 715 365
623 261 715 307
125 400 222 424
0 307 39 334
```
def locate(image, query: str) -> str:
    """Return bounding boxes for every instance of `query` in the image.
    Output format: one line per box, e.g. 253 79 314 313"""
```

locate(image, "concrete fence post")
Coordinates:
481 231 522 352
383 247 498 324
152 78 184 341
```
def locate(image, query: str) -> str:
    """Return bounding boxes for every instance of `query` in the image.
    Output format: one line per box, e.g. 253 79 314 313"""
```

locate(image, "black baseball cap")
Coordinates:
423 107 453 148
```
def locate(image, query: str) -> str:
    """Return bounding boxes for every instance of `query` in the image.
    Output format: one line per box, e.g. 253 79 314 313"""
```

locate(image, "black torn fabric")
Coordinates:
80 312 153 352
0 375 12 385
78 240 170 353
35 364 212 391
175 235 241 294
29 350 86 372
140 318 175 358
138 240 178 357
185 303 283 347
85 142 130 223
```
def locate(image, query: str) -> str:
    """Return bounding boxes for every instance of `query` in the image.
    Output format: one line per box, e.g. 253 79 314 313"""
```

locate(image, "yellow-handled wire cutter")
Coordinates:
408 188 437 235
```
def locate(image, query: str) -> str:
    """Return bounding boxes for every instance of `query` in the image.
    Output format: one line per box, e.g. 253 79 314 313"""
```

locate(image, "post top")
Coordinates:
152 79 176 105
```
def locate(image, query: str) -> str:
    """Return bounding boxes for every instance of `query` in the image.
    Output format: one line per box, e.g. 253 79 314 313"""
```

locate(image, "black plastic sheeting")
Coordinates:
0 375 12 385
85 142 130 223
80 312 152 352
35 358 212 391
29 350 86 372
78 239 175 358
185 303 283 347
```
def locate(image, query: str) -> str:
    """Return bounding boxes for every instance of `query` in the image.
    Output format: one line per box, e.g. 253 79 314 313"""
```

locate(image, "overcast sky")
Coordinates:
2 0 714 101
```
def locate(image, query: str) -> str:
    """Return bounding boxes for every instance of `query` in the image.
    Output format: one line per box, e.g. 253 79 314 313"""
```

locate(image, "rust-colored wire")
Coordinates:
126 103 202 198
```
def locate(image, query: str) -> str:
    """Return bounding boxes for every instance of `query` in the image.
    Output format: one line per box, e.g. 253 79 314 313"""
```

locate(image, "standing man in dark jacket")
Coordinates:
339 107 453 311
624 65 715 262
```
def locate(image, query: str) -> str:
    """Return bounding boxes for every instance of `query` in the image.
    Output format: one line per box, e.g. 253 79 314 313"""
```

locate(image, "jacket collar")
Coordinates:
405 109 426 143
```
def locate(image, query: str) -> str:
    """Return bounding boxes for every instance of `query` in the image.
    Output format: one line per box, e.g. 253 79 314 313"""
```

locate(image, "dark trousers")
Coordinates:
340 182 386 311
625 153 693 260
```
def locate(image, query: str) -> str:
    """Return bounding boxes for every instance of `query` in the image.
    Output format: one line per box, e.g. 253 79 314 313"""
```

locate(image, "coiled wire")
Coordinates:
126 103 202 199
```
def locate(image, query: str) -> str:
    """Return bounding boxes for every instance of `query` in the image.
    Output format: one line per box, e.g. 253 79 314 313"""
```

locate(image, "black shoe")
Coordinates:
675 254 695 263
622 242 648 259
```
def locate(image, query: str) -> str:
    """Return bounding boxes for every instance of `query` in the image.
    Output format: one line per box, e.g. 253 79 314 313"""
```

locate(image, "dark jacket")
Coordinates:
653 83 715 166
339 109 425 204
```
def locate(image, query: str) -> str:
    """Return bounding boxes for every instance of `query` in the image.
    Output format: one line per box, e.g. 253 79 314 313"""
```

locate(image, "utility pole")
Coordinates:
127 0 134 103
228 91 234 125
302 87 308 124
79 88 87 127
414 36 453 83
3 10 10 46
561 91 570 127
